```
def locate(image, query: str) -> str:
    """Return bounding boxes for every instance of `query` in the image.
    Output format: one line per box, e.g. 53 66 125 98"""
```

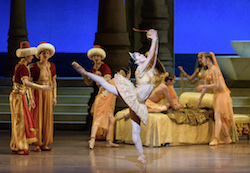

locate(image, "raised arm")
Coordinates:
140 29 158 72
178 66 199 81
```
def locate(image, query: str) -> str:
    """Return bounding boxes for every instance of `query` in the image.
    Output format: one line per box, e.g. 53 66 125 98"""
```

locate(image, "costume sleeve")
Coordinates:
90 66 94 73
101 63 112 78
50 62 57 77
20 65 29 81
31 63 39 82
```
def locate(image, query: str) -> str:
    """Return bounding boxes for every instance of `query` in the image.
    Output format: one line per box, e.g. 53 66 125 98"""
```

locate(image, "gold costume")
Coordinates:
31 62 56 147
91 80 117 139
10 63 37 152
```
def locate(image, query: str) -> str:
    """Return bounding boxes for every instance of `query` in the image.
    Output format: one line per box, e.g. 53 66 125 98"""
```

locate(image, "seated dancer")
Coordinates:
146 73 183 112
89 67 131 149
117 73 212 126
10 41 52 155
197 52 237 145
72 28 159 171
115 72 182 119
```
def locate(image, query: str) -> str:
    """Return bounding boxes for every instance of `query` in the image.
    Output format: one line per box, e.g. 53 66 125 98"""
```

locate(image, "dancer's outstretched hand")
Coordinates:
72 61 87 75
146 29 158 40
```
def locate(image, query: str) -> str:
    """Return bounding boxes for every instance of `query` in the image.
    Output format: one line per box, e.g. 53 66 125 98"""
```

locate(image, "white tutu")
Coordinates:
114 73 148 125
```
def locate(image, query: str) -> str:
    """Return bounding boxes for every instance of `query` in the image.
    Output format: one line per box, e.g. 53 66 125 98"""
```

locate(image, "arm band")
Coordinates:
26 88 33 100
32 83 43 90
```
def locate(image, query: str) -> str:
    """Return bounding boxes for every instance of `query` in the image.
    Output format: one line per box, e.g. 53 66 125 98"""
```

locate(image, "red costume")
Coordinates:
10 62 37 152
31 61 56 147
90 62 111 78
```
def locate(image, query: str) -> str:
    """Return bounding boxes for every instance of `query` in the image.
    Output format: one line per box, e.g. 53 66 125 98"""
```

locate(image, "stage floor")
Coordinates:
0 130 249 173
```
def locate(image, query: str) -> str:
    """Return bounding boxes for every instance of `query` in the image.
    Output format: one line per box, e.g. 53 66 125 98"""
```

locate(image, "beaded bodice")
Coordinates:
135 68 156 86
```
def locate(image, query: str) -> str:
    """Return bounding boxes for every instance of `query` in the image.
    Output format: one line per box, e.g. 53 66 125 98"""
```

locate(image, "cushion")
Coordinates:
234 114 250 124
179 92 214 108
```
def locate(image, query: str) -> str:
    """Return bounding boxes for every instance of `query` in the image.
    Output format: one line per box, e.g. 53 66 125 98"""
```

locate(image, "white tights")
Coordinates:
86 72 118 95
131 119 144 156
87 71 144 156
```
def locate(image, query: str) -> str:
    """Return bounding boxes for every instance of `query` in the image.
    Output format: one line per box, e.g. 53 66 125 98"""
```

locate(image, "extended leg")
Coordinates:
72 61 118 95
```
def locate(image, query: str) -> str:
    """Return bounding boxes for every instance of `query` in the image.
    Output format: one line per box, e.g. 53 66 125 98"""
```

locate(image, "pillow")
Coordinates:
179 92 214 109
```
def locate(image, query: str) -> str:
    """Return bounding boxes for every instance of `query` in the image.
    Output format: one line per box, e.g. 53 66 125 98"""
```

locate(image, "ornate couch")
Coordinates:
114 92 239 147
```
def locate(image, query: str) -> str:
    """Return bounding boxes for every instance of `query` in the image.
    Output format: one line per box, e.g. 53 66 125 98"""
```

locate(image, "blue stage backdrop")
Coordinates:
0 0 250 76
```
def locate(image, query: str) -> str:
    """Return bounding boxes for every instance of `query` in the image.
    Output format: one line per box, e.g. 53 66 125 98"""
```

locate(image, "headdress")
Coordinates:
197 52 206 57
210 52 219 68
36 41 55 59
16 41 37 58
129 52 137 61
87 45 106 60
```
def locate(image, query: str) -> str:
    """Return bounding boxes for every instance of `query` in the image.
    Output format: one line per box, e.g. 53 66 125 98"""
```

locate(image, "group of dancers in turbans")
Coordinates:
10 28 236 170
10 41 56 155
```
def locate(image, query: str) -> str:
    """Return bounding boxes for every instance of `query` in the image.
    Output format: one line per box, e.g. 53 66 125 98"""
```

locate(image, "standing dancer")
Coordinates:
89 67 131 149
72 29 159 170
10 41 52 155
178 52 206 86
31 42 57 152
197 52 236 145
178 52 212 93
83 45 112 139
83 45 112 85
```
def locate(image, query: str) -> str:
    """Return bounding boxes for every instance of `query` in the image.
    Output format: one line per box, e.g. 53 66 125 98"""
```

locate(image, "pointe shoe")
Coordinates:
89 139 95 149
106 141 119 147
72 61 87 75
219 137 232 145
209 138 218 146
137 155 147 171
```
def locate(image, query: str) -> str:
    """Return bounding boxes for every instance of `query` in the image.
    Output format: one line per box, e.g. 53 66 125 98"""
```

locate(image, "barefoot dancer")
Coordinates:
72 29 159 170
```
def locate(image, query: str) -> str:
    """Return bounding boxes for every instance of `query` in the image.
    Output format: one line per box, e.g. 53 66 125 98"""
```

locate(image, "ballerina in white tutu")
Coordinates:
72 29 158 170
